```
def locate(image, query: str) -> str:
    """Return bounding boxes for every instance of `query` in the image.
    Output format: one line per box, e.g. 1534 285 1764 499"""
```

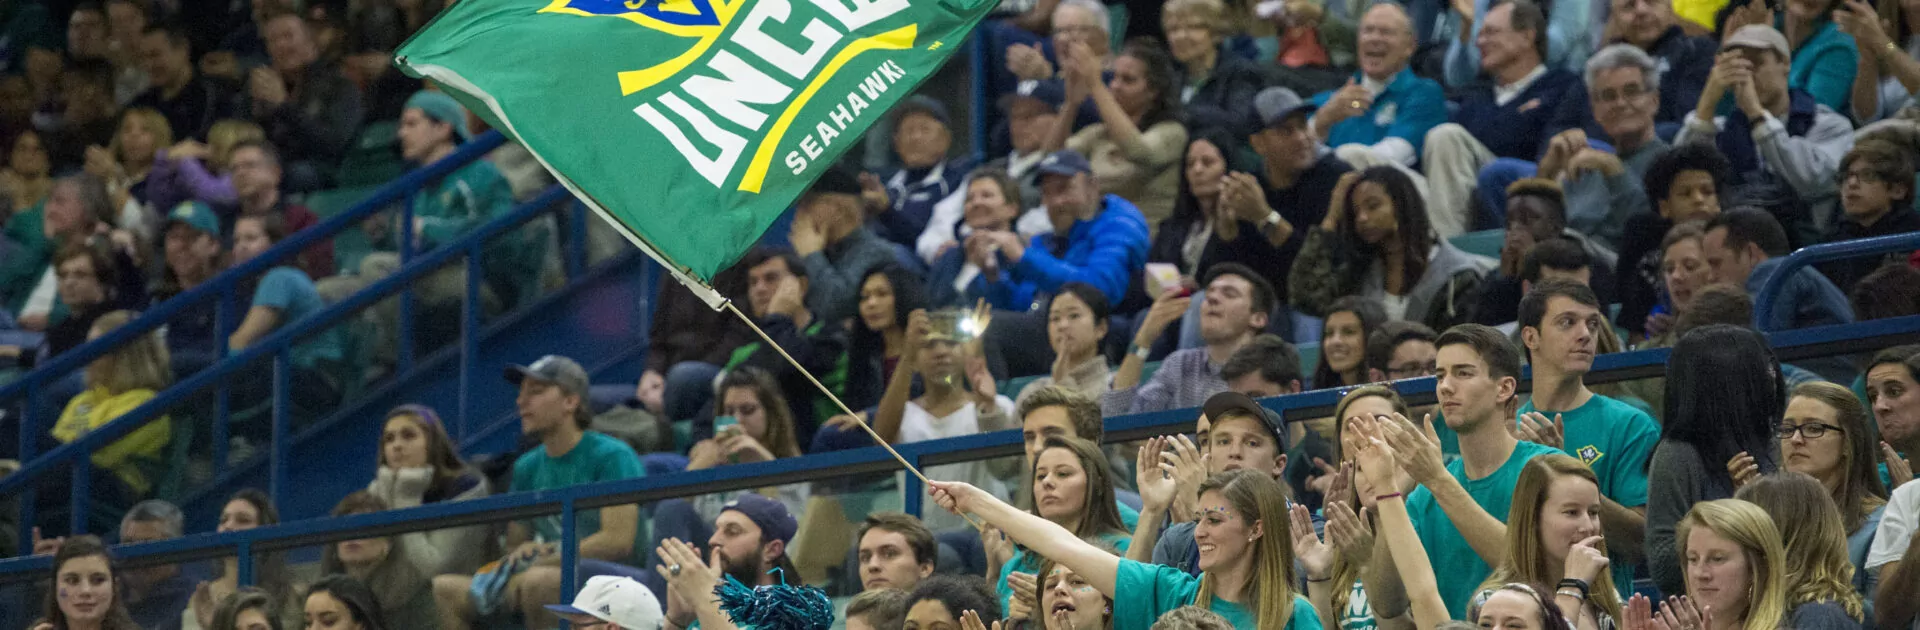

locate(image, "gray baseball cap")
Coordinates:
1255 86 1316 128
504 355 589 398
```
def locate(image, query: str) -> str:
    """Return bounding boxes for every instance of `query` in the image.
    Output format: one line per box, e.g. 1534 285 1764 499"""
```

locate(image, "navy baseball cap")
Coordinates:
1202 391 1288 451
1004 79 1067 111
722 494 798 544
894 95 952 130
1035 150 1093 178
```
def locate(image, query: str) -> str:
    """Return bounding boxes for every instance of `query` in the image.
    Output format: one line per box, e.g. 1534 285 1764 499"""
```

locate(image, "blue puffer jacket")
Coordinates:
975 194 1150 311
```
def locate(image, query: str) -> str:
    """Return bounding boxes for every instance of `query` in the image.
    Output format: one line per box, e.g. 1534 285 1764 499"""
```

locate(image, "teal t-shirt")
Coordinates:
511 431 646 542
251 266 341 371
996 531 1132 611
1407 440 1561 620
1520 393 1659 599
1112 558 1323 630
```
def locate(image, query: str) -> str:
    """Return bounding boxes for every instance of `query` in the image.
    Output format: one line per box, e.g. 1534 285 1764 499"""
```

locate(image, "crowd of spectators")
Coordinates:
11 0 1920 626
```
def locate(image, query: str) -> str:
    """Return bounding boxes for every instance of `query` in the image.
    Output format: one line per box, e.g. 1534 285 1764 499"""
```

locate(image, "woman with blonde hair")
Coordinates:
1160 0 1268 138
1729 381 1890 603
932 468 1320 630
1734 472 1868 627
39 309 172 524
147 118 266 212
88 107 172 212
1675 499 1789 630
1291 385 1413 629
1478 454 1623 630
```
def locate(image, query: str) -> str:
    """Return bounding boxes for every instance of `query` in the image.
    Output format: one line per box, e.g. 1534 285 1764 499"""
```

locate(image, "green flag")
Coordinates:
396 0 995 295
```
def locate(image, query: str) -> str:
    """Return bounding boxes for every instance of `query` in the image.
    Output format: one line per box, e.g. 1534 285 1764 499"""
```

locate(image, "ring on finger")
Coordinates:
669 563 683 576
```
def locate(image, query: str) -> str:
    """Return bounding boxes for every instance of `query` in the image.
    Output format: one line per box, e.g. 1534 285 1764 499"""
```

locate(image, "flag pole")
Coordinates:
720 301 983 529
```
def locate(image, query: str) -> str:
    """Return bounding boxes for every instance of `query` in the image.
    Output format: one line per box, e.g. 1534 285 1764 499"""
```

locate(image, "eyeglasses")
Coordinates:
1594 83 1651 105
1387 362 1437 378
1837 169 1887 185
1776 422 1843 439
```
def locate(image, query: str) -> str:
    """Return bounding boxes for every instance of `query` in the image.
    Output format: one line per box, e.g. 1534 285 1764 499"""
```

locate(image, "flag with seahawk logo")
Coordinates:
395 0 995 302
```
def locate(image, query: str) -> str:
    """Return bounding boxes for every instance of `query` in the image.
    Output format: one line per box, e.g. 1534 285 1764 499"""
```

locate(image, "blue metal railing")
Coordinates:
1754 231 1920 331
0 133 594 550
1 313 1913 591
3 131 508 450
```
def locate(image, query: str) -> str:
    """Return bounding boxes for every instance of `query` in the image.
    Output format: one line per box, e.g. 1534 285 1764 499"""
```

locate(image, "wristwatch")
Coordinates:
1262 210 1284 230
1128 342 1152 361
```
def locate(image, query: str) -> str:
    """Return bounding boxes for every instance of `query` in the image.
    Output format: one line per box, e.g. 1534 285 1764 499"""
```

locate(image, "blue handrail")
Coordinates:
1754 231 1920 331
1 313 1912 582
2 132 509 453
2 183 568 548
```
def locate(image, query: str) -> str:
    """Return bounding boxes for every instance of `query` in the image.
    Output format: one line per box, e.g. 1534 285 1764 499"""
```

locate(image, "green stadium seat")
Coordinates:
1449 229 1505 259
335 121 406 188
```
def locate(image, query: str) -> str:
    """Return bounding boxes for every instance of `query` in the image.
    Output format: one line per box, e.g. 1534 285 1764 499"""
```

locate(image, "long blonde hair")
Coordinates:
1192 470 1296 630
1481 455 1623 622
1325 385 1409 620
1733 472 1865 621
85 310 172 394
1676 500 1788 630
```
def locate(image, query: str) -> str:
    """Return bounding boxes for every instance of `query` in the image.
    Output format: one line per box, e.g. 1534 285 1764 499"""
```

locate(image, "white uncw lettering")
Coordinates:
635 94 748 187
808 0 909 31
681 51 794 130
735 0 843 80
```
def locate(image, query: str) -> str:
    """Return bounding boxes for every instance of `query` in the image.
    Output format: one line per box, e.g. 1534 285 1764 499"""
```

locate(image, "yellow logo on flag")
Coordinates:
538 0 743 95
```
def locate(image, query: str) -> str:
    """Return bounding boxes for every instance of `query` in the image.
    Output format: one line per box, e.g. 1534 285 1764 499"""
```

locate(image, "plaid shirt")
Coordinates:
1099 348 1227 417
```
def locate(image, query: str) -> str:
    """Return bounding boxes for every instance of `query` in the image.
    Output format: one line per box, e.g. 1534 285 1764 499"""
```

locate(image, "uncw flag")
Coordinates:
396 0 995 286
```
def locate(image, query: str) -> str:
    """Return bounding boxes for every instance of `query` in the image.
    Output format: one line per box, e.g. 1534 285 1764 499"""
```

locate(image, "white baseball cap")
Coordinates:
544 576 664 629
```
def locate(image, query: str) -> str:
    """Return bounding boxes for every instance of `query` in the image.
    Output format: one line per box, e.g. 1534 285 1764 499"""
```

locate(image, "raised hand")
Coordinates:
1325 498 1375 565
1624 593 1656 630
1291 502 1336 581
1514 412 1565 449
1564 535 1610 584
1005 571 1038 622
1136 437 1180 511
1726 451 1761 489
1381 413 1445 486
1321 171 1362 231
1885 442 1913 488
962 609 1006 630
1132 290 1192 352
982 524 1015 571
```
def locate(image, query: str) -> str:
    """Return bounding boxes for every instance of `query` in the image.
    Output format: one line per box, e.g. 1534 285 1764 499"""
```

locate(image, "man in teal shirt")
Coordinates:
433 355 646 630
1395 324 1560 619
1515 280 1658 598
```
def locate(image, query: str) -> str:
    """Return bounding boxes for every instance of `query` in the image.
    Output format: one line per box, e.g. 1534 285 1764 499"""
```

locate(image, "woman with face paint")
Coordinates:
932 468 1320 630
30 536 140 630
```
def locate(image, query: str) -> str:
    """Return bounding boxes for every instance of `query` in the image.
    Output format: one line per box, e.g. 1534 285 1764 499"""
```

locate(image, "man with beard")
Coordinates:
661 494 801 630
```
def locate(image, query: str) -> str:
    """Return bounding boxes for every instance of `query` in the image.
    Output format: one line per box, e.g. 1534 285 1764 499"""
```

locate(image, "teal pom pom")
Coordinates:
713 570 833 630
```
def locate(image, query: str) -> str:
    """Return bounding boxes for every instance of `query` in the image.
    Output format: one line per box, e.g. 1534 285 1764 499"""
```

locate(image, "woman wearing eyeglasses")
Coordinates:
1726 382 1889 606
